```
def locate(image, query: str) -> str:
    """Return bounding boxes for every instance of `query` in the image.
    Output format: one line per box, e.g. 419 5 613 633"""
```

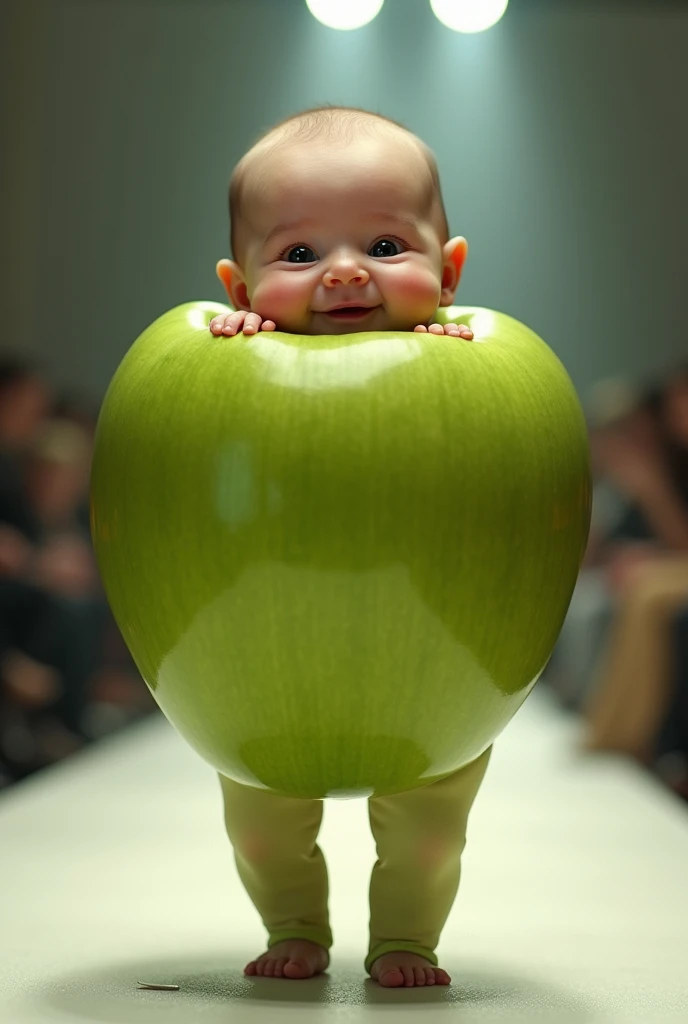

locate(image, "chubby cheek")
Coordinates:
249 272 312 329
382 264 441 326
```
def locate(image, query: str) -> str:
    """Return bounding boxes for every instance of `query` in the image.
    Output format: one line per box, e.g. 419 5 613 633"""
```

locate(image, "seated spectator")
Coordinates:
0 359 52 587
0 359 51 449
547 378 663 710
1 360 57 779
583 365 688 769
1 417 105 776
1 365 156 787
585 554 688 764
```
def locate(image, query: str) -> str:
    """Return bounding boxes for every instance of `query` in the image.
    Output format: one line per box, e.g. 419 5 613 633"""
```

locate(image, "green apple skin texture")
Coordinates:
90 301 591 800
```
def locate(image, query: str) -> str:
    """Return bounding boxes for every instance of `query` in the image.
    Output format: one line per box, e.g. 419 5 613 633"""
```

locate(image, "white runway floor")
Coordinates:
2 687 687 1023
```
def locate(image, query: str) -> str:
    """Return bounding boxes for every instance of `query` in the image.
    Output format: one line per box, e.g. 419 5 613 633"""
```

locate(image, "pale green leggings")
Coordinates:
219 745 491 974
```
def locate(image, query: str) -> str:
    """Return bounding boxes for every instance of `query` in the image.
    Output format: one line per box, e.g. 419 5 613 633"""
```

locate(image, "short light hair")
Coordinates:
228 105 450 262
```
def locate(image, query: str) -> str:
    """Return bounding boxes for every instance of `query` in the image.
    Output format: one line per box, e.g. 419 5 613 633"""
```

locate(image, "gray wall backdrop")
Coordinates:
2 0 686 402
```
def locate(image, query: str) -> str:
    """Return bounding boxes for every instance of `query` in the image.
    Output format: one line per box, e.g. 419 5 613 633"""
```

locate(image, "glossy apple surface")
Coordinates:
90 302 591 798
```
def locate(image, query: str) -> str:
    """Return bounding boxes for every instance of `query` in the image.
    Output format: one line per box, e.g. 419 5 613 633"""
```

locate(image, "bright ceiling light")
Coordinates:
429 0 509 34
305 0 385 31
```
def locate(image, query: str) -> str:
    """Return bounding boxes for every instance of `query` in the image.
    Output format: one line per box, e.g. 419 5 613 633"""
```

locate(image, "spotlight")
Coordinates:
429 0 509 34
305 0 385 31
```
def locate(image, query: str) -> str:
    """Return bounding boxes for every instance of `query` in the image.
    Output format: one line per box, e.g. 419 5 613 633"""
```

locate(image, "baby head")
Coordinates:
217 107 467 334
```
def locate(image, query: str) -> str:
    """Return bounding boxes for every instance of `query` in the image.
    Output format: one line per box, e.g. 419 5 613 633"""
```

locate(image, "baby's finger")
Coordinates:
241 312 263 335
220 311 247 336
428 323 444 335
209 314 231 335
444 323 474 340
414 325 428 333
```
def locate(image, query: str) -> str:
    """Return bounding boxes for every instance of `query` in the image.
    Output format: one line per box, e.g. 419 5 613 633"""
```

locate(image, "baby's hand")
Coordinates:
209 311 277 336
414 322 474 340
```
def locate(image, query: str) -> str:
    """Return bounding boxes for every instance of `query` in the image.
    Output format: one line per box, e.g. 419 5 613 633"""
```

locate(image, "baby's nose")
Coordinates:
323 257 370 288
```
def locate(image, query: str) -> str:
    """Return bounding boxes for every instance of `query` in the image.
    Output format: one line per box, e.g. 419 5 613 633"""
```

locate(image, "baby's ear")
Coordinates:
216 259 250 311
440 237 468 307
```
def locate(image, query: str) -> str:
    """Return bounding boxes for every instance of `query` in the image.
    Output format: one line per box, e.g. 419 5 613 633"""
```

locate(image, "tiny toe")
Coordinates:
403 966 415 986
284 958 307 979
273 957 288 978
263 959 276 977
244 961 258 976
414 967 426 985
425 968 436 985
378 966 403 988
436 968 451 985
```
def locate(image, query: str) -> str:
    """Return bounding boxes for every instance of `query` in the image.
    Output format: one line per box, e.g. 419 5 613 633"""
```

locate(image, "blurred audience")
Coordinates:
0 358 154 790
548 365 688 801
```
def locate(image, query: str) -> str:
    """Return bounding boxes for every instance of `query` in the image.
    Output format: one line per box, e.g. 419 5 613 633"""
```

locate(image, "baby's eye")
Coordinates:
284 245 318 263
369 238 405 258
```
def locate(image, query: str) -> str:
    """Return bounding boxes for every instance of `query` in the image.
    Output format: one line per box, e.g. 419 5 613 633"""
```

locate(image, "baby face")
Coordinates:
231 135 458 334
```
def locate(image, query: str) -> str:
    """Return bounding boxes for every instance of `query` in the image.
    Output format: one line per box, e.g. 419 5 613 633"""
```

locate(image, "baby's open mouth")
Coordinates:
324 306 379 319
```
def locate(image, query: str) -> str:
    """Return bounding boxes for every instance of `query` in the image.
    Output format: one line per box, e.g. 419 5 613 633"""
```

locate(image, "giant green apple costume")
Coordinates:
90 301 591 799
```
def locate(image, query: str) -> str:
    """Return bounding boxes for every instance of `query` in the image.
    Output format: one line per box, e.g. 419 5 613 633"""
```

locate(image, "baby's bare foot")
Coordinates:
371 951 451 988
244 939 328 980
